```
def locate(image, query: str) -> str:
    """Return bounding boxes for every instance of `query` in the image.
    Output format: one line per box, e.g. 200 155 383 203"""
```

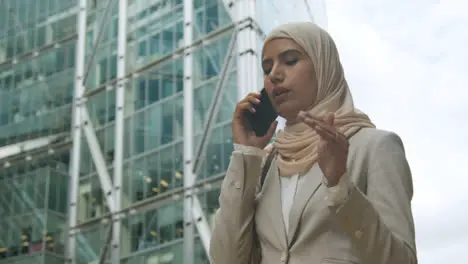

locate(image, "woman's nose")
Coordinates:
269 68 285 84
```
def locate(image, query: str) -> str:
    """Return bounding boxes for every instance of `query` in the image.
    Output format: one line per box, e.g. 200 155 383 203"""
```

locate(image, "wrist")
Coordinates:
325 178 340 187
325 170 346 187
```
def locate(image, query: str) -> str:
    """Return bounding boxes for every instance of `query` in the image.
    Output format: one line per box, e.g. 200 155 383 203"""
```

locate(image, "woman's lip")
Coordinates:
273 86 288 96
274 89 289 97
274 91 289 104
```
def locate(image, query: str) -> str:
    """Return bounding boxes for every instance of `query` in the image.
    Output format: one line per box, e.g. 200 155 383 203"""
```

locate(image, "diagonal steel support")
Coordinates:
67 0 121 263
192 29 238 176
183 0 241 260
80 107 116 213
221 0 236 21
71 0 119 231
82 0 117 86
98 224 113 264
187 17 239 262
192 195 212 253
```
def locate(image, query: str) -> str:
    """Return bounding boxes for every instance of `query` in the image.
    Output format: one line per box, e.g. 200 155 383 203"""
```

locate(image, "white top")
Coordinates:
234 144 350 233
279 174 300 232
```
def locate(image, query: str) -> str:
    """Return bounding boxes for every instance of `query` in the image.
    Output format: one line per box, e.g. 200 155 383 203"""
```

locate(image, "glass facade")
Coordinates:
256 0 327 34
0 0 325 263
0 0 76 263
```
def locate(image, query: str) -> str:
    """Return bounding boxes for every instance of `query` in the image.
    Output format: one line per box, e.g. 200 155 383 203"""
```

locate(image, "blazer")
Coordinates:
209 128 418 264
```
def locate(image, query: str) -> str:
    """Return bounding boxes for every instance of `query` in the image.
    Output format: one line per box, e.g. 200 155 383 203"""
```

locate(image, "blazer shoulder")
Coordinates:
351 128 404 149
349 128 407 165
347 128 410 193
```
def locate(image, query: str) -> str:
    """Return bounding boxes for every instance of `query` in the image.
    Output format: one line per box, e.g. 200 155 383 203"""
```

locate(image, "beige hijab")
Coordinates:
264 22 376 177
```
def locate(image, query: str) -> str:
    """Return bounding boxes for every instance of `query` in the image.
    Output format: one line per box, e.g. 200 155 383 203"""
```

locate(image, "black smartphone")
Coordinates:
245 88 278 137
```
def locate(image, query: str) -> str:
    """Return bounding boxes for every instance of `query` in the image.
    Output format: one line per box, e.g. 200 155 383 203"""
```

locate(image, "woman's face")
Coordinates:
262 38 318 124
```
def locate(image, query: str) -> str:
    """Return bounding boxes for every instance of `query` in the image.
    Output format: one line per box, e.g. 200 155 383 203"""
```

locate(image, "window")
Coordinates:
99 58 108 84
150 34 161 55
138 39 147 57
148 79 160 103
161 101 174 144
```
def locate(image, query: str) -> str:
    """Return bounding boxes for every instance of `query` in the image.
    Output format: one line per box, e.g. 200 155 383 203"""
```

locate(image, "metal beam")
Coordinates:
183 0 195 262
192 194 212 254
186 15 265 261
192 29 238 176
221 0 236 20
71 0 120 216
83 20 245 99
81 108 116 213
69 1 119 262
66 0 87 263
98 224 113 264
1 137 72 169
63 10 265 264
193 25 221 74
0 134 65 160
111 0 128 262
82 0 117 86
236 0 260 99
71 172 226 231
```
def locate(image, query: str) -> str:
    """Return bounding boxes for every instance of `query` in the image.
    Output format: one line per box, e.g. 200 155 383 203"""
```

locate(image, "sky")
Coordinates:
324 0 468 263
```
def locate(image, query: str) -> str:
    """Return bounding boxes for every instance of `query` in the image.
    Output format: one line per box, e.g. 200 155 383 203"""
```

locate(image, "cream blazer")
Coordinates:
209 128 417 264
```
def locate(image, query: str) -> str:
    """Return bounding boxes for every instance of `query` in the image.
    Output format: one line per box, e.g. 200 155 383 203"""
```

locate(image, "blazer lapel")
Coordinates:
259 159 288 249
286 163 323 245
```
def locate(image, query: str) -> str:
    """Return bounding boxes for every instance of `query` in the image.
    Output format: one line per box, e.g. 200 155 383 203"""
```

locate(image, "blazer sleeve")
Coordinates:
209 150 264 264
334 132 418 264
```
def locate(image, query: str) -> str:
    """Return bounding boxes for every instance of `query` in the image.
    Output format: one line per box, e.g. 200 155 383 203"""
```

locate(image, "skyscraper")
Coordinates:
0 0 326 263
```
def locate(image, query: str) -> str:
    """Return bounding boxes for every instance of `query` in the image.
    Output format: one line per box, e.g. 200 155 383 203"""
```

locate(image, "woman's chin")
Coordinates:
277 108 301 125
276 102 293 115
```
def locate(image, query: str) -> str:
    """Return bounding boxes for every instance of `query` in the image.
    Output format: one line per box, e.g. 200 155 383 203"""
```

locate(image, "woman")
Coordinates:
210 22 417 264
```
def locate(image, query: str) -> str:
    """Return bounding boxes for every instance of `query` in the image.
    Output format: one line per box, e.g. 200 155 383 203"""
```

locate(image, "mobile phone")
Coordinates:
244 88 278 137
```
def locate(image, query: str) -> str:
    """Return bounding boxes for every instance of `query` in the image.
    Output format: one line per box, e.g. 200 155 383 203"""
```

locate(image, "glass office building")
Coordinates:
0 0 326 263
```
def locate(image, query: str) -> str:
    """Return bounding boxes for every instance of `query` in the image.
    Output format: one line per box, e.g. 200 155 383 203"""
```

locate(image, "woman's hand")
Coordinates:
298 111 348 186
232 92 278 149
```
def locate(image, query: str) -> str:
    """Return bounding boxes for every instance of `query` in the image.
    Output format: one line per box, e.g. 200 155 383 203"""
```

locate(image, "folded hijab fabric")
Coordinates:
264 22 376 177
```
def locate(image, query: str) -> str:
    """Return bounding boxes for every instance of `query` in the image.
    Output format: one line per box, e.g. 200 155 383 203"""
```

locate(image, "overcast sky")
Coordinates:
324 0 468 262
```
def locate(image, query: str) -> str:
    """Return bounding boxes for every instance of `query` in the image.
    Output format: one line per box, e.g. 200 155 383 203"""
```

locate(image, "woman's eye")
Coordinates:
263 69 271 75
285 59 298 66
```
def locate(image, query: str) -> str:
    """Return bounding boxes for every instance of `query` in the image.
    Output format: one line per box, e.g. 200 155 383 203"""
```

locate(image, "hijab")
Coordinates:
264 22 376 176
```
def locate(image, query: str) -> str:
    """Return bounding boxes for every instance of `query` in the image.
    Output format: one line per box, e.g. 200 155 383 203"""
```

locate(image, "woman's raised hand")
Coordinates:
298 111 348 186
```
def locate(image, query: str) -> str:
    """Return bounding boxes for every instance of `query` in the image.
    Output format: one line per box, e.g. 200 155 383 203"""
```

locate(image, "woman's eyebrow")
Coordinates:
278 49 301 58
262 49 301 64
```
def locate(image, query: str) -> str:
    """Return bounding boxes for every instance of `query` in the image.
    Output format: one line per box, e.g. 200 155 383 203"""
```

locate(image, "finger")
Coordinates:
262 120 278 140
241 93 261 103
306 113 346 143
299 112 332 130
299 112 347 145
315 125 336 141
325 112 335 126
315 126 348 148
302 117 335 134
307 118 347 146
240 95 261 106
237 101 257 114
